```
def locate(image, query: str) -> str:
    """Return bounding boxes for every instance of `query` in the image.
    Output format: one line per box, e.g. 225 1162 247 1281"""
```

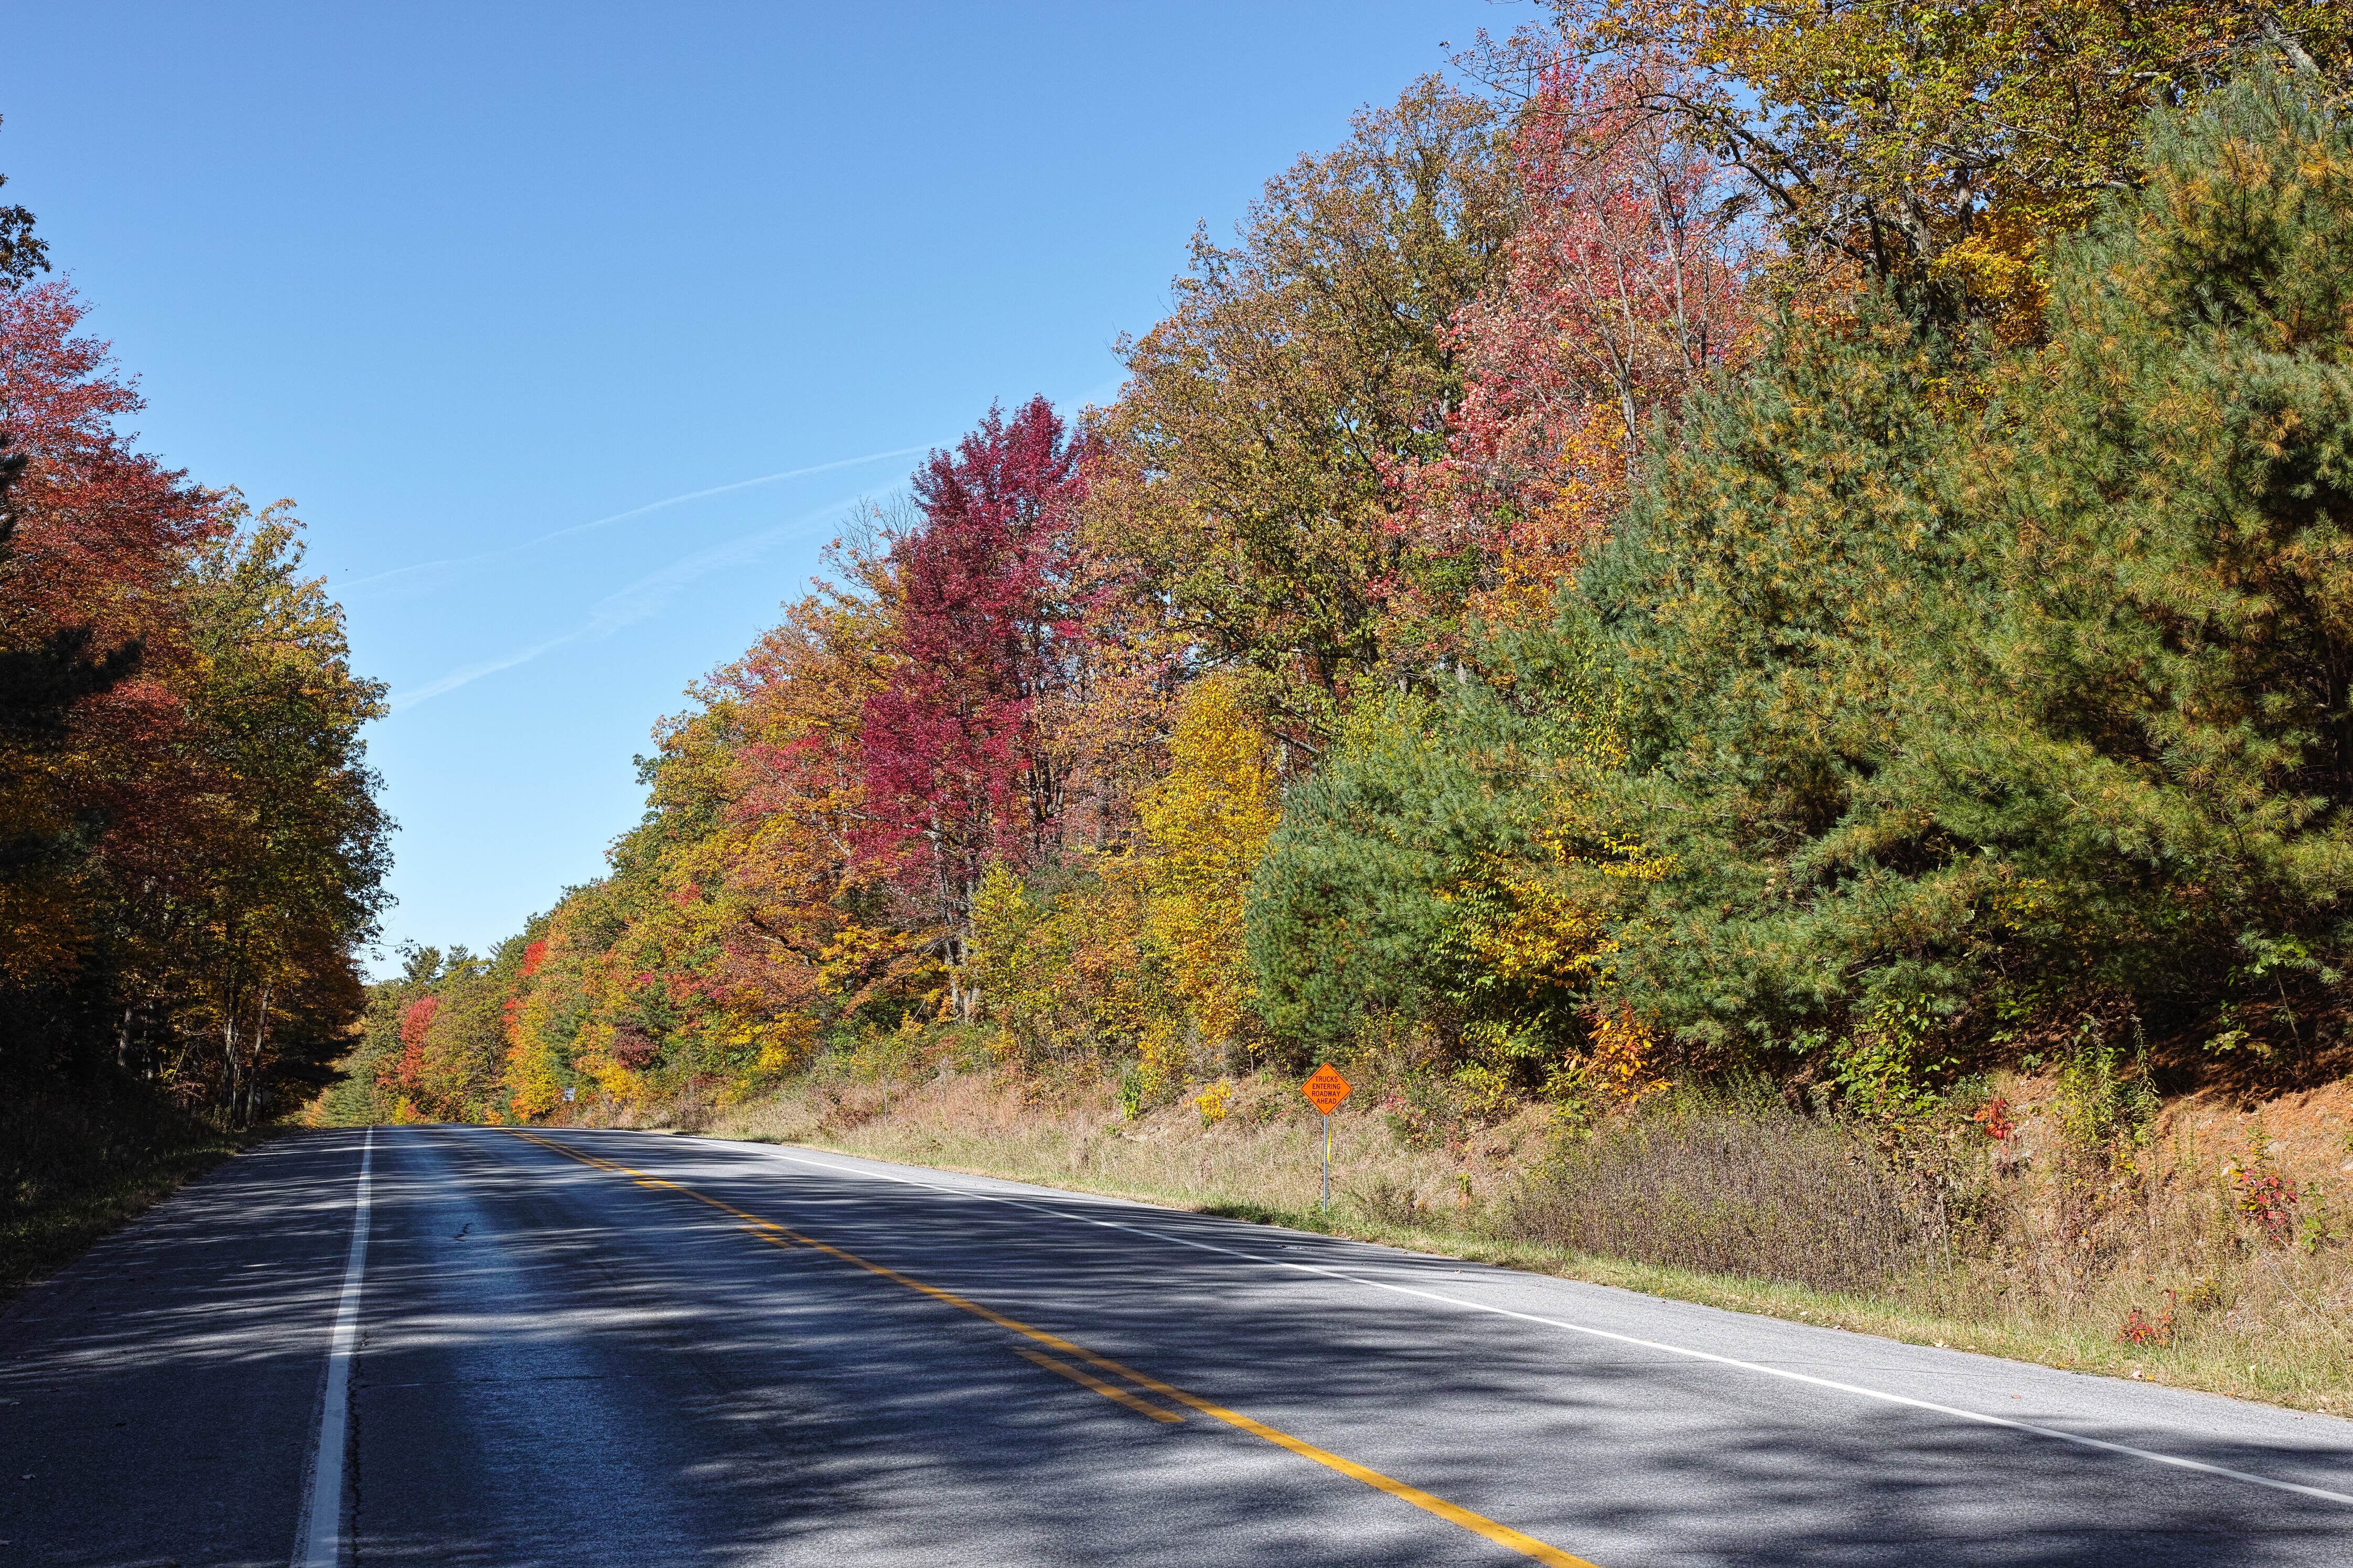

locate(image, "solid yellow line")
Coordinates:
1016 1347 1185 1423
503 1130 1602 1568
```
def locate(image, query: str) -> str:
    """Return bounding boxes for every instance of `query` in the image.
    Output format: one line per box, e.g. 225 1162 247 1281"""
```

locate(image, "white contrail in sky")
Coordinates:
346 443 933 592
388 489 874 711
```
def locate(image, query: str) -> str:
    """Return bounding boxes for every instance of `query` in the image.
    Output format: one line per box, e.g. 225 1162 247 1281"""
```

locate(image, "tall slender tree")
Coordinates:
857 398 1085 1006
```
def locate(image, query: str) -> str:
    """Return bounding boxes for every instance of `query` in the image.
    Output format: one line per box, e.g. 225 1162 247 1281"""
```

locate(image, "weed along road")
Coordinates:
6 1128 2351 1566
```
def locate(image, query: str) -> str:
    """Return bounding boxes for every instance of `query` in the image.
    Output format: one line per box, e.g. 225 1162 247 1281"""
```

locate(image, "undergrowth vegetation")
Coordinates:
0 1072 260 1300
1506 1104 1930 1293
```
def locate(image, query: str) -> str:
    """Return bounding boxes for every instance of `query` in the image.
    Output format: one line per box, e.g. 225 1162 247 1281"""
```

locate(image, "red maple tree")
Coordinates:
392 994 442 1096
857 397 1086 991
0 280 220 648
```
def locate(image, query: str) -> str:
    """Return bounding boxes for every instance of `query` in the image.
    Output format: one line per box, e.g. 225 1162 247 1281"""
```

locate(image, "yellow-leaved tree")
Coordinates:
1138 673 1282 1080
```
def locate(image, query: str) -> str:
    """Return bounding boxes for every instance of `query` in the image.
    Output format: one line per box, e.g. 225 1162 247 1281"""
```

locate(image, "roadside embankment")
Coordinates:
557 1057 2353 1416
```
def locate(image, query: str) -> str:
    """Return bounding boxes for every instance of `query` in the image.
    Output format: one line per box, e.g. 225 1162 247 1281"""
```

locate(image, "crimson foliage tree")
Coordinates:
858 397 1084 1002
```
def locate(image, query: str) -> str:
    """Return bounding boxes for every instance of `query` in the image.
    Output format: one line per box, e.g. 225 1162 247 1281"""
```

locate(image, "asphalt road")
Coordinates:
5 1126 2351 1567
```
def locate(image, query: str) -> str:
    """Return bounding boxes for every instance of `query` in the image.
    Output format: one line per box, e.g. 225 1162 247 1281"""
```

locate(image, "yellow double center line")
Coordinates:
506 1130 1599 1567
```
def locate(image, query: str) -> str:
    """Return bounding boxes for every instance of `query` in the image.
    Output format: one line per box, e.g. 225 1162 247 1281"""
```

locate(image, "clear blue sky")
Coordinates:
2 1 1524 971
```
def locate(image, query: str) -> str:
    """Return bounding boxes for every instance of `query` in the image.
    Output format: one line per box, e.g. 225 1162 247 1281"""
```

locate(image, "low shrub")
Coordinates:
1351 1173 1429 1227
1502 1108 1937 1292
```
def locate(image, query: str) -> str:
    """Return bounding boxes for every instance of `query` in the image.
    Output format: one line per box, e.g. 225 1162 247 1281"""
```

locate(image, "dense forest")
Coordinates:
341 3 2353 1169
0 136 390 1159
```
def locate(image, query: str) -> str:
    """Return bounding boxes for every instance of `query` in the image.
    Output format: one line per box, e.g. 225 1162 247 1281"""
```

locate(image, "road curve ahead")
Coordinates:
5 1126 2350 1566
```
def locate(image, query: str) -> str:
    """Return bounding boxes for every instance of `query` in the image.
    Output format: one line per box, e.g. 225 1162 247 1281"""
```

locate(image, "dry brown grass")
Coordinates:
716 1063 1548 1218
1900 1111 2353 1413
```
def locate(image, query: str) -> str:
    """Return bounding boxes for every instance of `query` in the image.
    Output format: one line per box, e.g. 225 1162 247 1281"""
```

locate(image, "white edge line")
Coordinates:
294 1127 374 1568
695 1138 2353 1510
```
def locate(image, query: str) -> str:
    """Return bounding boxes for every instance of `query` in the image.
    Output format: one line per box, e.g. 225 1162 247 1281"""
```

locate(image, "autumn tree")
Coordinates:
1248 615 1652 1084
0 124 45 290
0 279 221 1063
475 526 918 1111
1548 0 2352 336
1393 50 1753 633
156 505 392 1122
1138 673 1280 1055
560 577 887 1098
859 398 1086 1004
1091 76 1516 728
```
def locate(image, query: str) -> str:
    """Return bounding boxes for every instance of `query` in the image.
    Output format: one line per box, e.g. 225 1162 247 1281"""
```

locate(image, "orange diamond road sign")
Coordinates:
1302 1064 1351 1116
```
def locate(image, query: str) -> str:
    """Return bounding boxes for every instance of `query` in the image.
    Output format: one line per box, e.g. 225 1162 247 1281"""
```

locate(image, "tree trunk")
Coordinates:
244 982 272 1129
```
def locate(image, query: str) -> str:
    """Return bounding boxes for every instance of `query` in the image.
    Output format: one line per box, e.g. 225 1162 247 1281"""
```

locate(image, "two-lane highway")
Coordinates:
5 1126 2350 1565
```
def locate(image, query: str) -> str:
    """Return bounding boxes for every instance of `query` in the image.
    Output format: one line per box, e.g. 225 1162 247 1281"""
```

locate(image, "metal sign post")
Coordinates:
1300 1064 1351 1214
